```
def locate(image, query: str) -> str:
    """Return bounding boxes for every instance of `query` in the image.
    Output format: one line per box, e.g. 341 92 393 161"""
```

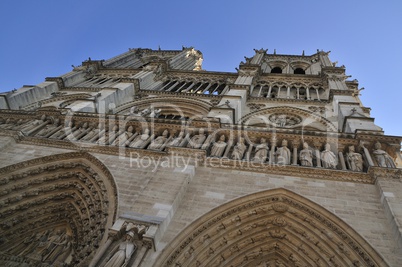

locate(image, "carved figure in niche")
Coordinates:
49 121 75 139
104 231 137 267
65 122 89 141
187 128 206 149
346 145 363 171
167 131 184 147
373 141 396 168
148 129 169 150
299 142 313 167
275 139 291 165
42 233 73 265
10 119 28 130
129 129 151 148
112 126 135 146
35 118 61 137
231 137 247 160
321 143 337 169
0 118 14 129
252 137 269 163
41 229 66 262
210 135 227 157
149 108 161 118
129 106 139 115
80 123 104 142
20 115 47 132
97 125 119 145
276 115 287 127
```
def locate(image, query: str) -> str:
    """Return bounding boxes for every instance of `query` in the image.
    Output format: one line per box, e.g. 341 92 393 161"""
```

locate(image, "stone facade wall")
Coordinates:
1 137 401 266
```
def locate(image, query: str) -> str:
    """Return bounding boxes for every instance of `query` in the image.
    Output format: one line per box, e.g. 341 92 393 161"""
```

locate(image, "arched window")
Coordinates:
294 68 305 74
271 67 282 73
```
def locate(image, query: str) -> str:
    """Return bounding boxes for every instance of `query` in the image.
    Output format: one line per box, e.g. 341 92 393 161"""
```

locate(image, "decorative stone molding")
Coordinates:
154 188 389 267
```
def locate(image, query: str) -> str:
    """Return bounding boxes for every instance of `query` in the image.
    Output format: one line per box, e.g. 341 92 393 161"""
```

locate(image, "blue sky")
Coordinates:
1 1 401 136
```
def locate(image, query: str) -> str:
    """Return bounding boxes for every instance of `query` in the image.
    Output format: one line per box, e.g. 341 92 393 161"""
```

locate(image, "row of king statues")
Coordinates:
0 116 397 171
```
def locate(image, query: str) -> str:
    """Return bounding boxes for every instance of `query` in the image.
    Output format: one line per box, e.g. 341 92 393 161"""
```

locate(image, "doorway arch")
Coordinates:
155 188 388 266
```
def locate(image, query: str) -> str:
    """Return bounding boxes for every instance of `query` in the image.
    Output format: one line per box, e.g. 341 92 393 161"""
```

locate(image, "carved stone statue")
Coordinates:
252 137 269 163
372 142 396 168
104 232 136 267
321 143 337 169
65 122 89 141
231 137 247 160
148 129 169 150
80 123 104 142
187 128 206 149
35 118 61 138
346 145 363 171
97 125 119 145
299 142 313 167
129 129 151 148
275 139 291 165
20 115 47 133
167 131 184 147
210 135 227 157
112 126 135 146
50 121 75 139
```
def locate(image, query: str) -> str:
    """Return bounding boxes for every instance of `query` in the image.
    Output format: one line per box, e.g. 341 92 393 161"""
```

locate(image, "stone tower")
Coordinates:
0 47 401 266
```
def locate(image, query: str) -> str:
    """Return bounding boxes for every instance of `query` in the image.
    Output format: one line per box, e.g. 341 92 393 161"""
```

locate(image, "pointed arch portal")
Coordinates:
156 188 389 267
0 152 118 266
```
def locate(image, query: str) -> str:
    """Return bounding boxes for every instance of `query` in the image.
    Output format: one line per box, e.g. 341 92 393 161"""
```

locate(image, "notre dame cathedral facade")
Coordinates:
0 47 401 266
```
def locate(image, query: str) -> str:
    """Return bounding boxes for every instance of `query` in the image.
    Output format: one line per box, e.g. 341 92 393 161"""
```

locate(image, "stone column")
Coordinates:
287 86 290 98
313 142 322 168
245 143 253 161
360 142 375 167
269 138 277 165
132 244 150 267
292 141 299 166
338 145 347 170
316 88 320 100
223 140 233 158
306 87 310 99
267 85 272 98
88 233 116 267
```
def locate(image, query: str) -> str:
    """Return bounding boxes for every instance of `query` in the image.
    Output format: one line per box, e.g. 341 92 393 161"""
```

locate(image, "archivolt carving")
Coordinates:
240 106 337 132
155 188 389 267
0 152 118 266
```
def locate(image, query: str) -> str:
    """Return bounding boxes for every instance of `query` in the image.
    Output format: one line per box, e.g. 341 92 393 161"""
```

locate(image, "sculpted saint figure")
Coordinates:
65 122 89 141
346 145 364 171
148 129 169 150
167 131 184 147
129 129 151 148
50 121 75 140
80 123 104 142
187 128 206 149
231 137 247 160
299 142 313 167
36 119 61 137
104 232 136 267
275 139 291 165
20 115 47 133
112 126 135 146
97 125 119 145
252 137 269 163
321 143 337 169
373 142 396 168
210 135 227 157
